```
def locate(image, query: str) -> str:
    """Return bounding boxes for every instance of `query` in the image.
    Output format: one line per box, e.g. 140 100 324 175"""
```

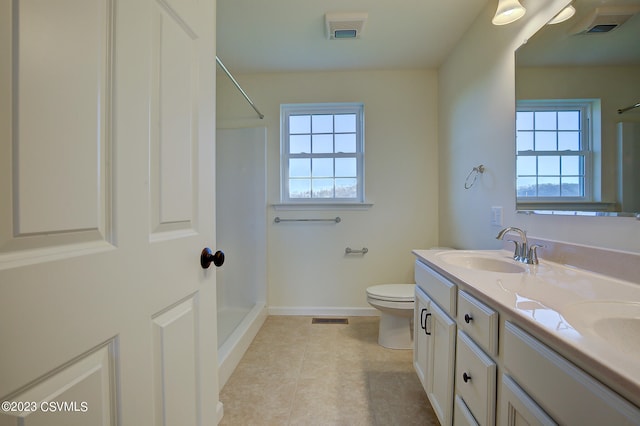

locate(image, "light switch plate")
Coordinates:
491 206 503 226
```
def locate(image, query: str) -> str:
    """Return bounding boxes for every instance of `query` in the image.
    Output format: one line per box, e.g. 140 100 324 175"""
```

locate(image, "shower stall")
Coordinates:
216 127 267 388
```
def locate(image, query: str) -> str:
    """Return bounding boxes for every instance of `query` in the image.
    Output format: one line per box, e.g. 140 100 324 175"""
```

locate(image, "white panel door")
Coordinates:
0 0 220 425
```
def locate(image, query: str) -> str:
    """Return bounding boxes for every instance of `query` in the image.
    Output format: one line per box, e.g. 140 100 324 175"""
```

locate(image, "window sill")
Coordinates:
272 202 373 211
516 201 617 212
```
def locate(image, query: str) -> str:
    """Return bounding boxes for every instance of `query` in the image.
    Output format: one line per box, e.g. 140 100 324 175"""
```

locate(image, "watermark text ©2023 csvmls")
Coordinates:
1 400 89 414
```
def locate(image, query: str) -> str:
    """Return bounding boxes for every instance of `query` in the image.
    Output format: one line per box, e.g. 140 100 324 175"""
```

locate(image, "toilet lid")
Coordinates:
366 284 414 302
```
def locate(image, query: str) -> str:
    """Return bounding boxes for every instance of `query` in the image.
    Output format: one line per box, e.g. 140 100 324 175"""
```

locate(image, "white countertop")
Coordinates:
413 248 640 407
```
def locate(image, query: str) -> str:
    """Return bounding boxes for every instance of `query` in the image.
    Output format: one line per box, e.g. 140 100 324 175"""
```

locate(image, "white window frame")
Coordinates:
280 103 365 204
516 99 599 205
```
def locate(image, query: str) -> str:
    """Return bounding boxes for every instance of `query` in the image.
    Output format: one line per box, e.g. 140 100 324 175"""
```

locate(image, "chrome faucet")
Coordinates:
496 227 540 264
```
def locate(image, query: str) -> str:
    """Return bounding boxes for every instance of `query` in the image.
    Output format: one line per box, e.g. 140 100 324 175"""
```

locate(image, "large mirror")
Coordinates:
515 0 640 216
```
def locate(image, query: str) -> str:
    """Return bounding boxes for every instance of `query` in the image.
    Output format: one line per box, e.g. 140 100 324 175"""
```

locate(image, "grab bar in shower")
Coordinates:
274 216 341 223
618 102 640 114
345 247 368 254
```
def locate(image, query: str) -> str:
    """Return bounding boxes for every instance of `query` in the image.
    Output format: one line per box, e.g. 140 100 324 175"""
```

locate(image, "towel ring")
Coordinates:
464 165 485 189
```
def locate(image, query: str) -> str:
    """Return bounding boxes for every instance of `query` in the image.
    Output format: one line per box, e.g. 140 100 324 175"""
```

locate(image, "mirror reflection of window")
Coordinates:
516 100 597 201
514 0 640 215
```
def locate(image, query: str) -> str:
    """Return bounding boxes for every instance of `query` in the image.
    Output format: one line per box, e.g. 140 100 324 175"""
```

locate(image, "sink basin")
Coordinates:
561 300 640 354
436 251 525 273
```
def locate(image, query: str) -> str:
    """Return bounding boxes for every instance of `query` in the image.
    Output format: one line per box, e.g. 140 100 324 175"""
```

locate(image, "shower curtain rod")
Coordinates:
618 102 640 114
216 56 264 119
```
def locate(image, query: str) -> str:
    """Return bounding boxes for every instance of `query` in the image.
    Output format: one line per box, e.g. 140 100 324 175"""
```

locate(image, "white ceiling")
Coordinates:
216 0 489 74
517 0 640 67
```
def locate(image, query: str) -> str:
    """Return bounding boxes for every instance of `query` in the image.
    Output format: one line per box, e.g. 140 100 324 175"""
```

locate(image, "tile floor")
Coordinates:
219 316 440 425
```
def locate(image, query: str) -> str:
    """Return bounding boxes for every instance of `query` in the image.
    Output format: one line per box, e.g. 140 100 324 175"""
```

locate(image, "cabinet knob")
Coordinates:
464 313 473 323
463 372 472 383
200 248 225 269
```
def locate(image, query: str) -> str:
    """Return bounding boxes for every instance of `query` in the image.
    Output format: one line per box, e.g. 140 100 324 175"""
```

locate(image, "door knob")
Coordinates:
201 248 224 269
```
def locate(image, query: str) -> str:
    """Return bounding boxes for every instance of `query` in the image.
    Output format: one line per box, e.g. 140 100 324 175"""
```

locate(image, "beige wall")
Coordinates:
438 0 640 253
217 70 439 311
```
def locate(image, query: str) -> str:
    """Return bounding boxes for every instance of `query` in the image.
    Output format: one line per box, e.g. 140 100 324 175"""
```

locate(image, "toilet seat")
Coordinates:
366 284 414 302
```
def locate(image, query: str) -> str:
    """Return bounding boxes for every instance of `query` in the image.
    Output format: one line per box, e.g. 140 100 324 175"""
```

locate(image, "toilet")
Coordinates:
366 284 415 349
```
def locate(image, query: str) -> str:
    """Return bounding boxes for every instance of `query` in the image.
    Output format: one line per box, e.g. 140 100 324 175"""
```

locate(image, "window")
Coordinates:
281 103 364 203
516 100 596 202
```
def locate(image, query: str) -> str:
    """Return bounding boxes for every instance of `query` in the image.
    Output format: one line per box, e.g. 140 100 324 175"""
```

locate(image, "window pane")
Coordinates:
561 176 582 196
312 179 334 198
516 112 534 130
561 156 581 175
312 158 333 177
281 103 364 203
538 156 560 175
538 177 560 196
290 135 310 153
312 134 333 153
558 111 579 130
289 158 310 177
335 134 356 153
335 114 356 133
517 131 533 151
517 156 536 176
335 158 357 177
289 179 310 198
535 111 557 130
312 114 333 133
517 177 536 197
290 115 310 134
558 132 580 151
535 132 556 151
335 178 357 198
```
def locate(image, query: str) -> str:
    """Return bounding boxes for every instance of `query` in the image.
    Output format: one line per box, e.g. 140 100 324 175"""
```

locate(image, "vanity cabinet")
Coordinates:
415 260 497 426
414 261 457 425
502 322 640 425
414 260 640 426
414 255 640 426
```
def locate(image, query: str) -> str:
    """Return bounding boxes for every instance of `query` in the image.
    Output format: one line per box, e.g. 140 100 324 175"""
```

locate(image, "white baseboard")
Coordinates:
267 306 379 317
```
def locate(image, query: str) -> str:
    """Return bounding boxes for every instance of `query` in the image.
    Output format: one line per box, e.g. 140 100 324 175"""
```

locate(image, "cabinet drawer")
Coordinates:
415 259 456 316
503 322 640 425
456 331 496 426
457 291 498 356
454 395 479 426
500 374 556 426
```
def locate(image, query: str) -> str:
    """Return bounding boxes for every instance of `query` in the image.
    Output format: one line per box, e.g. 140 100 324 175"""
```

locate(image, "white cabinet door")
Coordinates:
427 295 457 426
0 0 219 425
414 286 431 390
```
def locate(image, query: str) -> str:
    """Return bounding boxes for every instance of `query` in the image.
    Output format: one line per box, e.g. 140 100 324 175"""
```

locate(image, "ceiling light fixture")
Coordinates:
492 0 526 25
548 5 576 25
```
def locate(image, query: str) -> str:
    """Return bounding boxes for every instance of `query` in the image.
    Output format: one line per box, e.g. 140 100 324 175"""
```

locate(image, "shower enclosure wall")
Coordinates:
216 127 267 388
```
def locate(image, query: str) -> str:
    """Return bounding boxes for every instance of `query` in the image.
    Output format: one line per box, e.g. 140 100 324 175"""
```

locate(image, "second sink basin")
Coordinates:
436 251 525 273
561 300 640 355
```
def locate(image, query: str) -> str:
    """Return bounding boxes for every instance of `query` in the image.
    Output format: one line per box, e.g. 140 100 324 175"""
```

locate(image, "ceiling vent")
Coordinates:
570 6 640 34
325 12 368 39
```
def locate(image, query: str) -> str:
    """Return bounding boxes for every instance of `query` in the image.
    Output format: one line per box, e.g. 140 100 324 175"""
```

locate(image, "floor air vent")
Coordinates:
312 318 349 324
